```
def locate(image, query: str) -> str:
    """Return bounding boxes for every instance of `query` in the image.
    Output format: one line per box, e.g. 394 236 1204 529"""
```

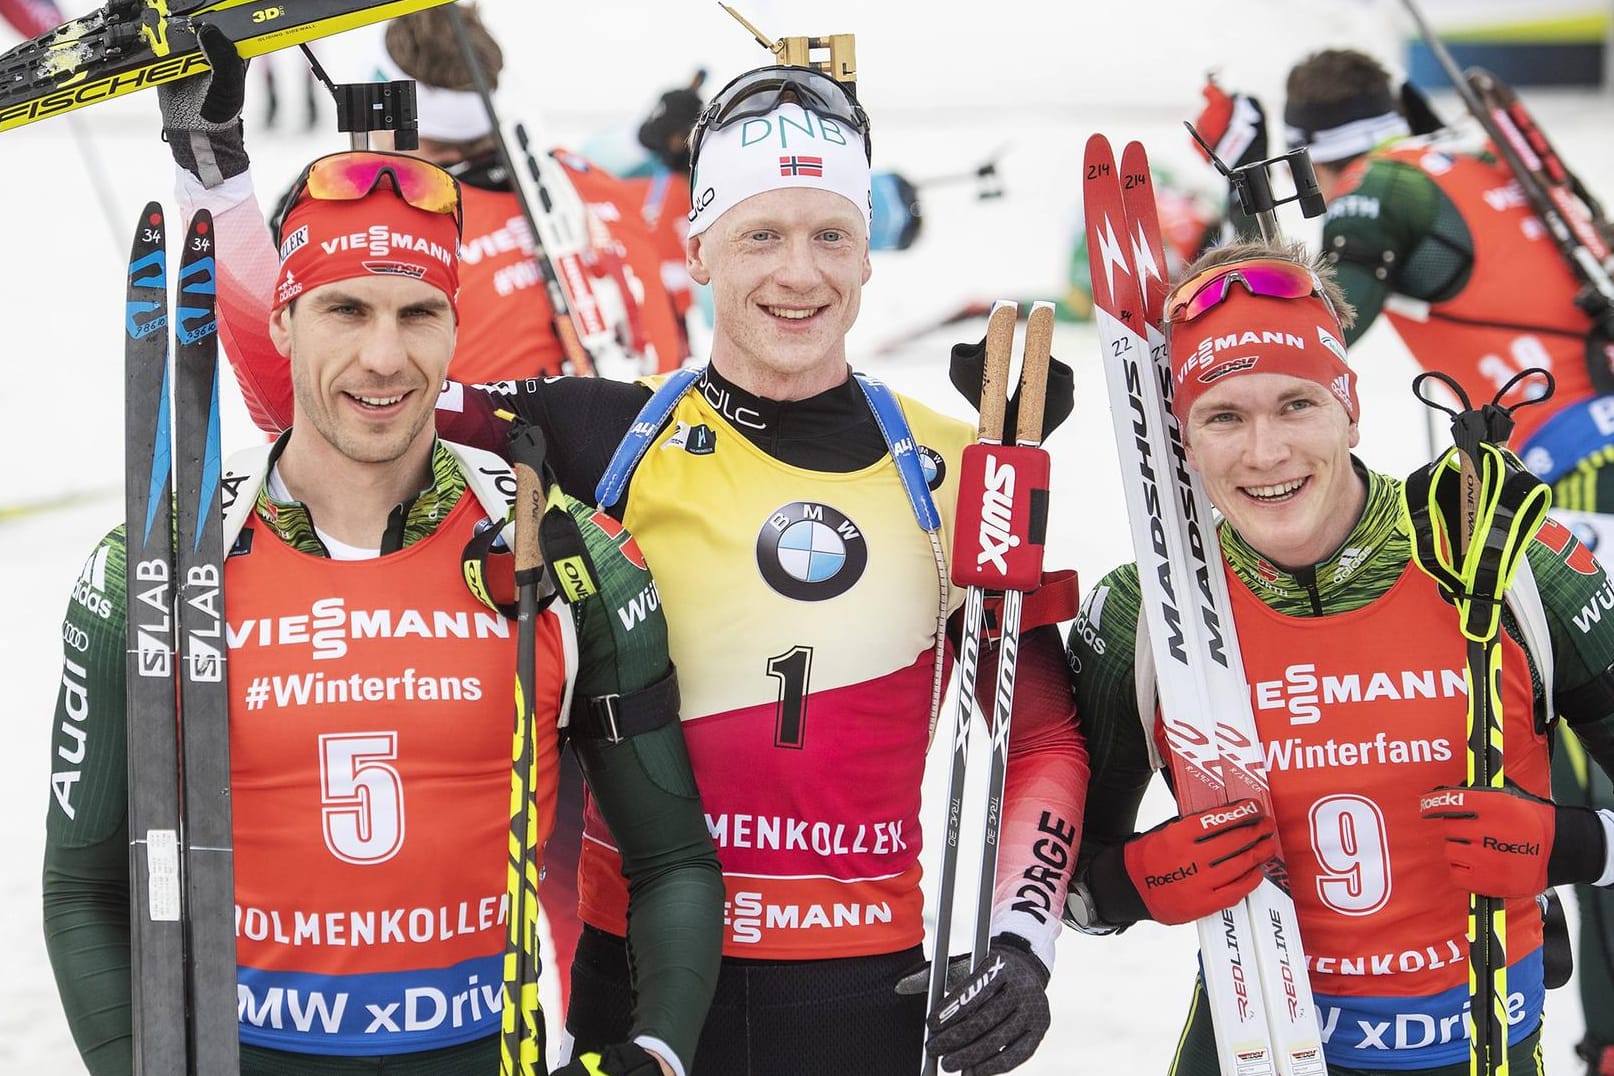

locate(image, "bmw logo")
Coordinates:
918 446 947 490
756 502 868 601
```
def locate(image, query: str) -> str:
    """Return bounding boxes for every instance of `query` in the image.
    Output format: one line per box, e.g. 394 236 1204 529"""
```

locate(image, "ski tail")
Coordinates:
0 0 456 135
124 200 188 1076
1086 134 1327 1076
502 426 548 1076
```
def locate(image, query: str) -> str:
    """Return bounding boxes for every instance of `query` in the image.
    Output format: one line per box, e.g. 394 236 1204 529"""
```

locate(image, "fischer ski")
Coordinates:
922 299 1053 1076
1083 133 1325 1076
123 203 238 1074
0 0 455 135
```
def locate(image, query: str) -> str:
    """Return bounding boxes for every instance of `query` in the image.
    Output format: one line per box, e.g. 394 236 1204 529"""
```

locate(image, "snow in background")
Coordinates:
0 0 1609 1071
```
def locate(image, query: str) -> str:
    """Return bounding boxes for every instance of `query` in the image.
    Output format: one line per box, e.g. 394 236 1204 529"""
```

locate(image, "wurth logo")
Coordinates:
976 453 1020 572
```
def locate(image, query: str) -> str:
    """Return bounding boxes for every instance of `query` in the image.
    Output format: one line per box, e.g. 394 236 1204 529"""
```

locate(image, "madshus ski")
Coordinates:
0 0 454 135
1082 134 1326 1076
123 204 238 1074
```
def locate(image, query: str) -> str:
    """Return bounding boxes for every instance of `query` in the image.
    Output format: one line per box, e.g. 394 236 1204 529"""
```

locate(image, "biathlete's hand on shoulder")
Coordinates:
551 1042 673 1076
1418 783 1611 899
1085 798 1276 926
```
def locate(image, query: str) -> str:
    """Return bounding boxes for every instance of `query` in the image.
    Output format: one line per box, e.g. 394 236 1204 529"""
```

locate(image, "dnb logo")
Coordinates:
756 502 867 601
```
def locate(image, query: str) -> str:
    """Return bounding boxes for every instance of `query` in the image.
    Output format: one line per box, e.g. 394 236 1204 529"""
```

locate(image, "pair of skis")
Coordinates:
123 202 237 1073
923 300 1053 1075
0 0 455 134
1082 134 1326 1076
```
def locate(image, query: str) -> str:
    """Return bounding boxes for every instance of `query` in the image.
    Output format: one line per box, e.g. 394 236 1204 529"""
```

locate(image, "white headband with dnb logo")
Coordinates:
687 102 872 239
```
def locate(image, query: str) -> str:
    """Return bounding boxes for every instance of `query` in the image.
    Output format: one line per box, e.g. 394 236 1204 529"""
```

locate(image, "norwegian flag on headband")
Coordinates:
779 155 824 177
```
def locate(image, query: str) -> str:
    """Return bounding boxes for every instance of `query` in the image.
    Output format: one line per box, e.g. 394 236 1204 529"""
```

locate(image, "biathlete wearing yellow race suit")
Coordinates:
42 436 722 1075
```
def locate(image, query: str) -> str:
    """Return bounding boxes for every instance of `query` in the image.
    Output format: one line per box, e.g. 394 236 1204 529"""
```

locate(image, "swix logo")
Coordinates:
1199 801 1259 830
938 954 1007 1022
1179 331 1304 382
320 226 453 267
1419 790 1466 811
977 453 1020 573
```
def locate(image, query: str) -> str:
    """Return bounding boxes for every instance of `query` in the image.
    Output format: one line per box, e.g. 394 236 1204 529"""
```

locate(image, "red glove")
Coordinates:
1419 784 1555 899
1119 798 1276 925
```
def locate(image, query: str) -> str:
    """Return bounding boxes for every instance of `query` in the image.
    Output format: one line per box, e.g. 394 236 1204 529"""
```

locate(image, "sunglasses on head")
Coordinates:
282 151 464 237
690 65 872 168
1165 257 1338 326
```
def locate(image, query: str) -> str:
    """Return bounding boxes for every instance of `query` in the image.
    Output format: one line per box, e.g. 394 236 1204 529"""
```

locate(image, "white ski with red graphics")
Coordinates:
1084 133 1325 1076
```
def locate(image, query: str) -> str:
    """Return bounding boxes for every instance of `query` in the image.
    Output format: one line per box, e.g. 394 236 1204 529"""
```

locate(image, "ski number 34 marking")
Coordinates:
320 732 406 865
767 646 814 749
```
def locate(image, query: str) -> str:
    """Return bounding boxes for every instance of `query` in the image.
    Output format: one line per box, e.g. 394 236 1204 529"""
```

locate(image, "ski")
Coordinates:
171 209 238 1073
122 204 237 1073
124 200 186 1076
923 298 1053 1075
0 0 455 134
1084 133 1326 1076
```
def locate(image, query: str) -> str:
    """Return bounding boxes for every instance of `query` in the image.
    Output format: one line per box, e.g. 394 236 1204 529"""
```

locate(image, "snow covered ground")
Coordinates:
2 0 1611 1071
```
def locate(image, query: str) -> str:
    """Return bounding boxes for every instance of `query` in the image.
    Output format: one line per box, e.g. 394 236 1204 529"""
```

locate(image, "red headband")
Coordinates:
1167 290 1356 424
274 191 460 314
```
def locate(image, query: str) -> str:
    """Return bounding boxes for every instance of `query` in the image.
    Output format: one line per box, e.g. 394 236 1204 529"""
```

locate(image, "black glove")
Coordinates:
551 1042 666 1076
949 337 1074 442
156 23 250 187
896 934 1051 1075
